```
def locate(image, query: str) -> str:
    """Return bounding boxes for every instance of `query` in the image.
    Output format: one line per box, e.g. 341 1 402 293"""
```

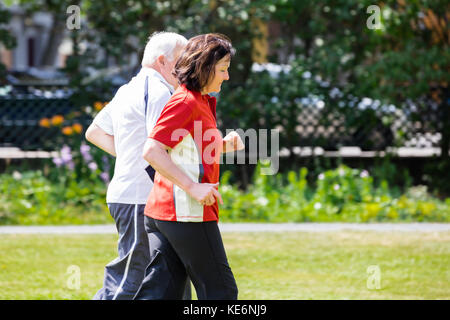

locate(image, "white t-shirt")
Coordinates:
93 68 174 204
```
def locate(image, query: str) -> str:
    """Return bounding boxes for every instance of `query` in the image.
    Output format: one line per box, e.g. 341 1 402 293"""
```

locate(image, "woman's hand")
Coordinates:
187 182 223 206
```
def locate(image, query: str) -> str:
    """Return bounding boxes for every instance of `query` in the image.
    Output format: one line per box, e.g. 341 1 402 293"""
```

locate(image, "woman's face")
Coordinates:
203 55 230 94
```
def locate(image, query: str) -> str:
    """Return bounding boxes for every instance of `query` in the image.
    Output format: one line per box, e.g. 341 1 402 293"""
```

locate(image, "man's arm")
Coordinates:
85 123 116 157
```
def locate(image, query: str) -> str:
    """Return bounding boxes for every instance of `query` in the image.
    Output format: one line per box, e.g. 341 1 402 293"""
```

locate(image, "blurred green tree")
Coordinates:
3 0 448 192
267 0 448 191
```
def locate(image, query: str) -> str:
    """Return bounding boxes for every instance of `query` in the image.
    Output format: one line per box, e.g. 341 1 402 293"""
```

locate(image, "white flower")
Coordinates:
257 197 269 206
333 184 340 191
315 38 324 47
316 100 325 109
329 87 341 99
314 202 322 210
360 170 369 178
12 171 22 180
318 173 325 180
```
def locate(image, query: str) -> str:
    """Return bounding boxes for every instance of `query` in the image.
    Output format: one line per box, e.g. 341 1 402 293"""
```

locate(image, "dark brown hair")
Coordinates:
173 33 235 92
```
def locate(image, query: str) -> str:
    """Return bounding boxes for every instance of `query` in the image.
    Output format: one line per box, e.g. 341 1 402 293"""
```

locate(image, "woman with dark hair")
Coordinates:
142 33 242 300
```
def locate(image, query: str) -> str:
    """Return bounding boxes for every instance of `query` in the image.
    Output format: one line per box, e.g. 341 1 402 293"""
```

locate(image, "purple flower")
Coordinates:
67 161 75 171
61 144 71 156
53 145 75 171
60 145 73 163
102 155 110 173
100 172 110 184
88 162 98 171
61 153 72 163
80 143 93 162
80 143 90 154
53 157 63 167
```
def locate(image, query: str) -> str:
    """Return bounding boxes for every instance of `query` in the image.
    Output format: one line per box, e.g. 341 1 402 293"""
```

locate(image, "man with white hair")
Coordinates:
86 31 190 300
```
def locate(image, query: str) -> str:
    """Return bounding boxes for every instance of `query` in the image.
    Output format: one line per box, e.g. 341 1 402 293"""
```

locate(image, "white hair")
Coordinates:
141 31 188 67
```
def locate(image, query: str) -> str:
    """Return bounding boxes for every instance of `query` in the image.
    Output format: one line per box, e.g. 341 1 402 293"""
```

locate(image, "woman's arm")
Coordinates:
85 123 116 157
143 138 222 206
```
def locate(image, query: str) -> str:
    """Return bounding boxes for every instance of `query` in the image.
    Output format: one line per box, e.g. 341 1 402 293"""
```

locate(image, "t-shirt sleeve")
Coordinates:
92 102 114 135
145 89 172 136
149 101 193 149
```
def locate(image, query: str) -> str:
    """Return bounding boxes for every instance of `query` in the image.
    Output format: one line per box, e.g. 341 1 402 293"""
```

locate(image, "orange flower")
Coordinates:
72 123 83 134
39 118 51 128
51 115 64 126
62 126 73 135
94 101 104 111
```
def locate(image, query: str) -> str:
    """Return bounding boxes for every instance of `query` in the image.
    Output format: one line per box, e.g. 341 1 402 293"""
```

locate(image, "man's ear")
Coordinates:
157 55 165 66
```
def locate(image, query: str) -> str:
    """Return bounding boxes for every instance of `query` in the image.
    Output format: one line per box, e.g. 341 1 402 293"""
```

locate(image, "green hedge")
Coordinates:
0 164 449 225
0 170 111 225
219 164 450 223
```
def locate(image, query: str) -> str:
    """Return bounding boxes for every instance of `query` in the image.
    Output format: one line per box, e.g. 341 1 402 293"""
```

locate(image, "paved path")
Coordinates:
0 223 448 234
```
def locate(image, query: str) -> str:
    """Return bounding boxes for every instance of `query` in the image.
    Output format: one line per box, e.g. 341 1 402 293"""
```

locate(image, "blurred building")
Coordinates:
0 5 73 86
1 5 71 71
0 4 139 87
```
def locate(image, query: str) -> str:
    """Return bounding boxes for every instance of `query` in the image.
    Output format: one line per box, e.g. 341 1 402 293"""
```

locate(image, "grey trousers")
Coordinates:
93 203 191 300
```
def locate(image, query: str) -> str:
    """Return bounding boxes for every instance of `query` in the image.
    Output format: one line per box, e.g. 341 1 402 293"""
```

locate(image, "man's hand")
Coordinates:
222 131 245 153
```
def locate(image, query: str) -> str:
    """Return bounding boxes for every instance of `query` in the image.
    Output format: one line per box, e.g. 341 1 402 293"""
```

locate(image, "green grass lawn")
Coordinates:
0 231 448 299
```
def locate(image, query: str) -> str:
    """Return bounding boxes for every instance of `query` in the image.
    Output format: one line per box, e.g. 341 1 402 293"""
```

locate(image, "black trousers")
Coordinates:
144 216 238 300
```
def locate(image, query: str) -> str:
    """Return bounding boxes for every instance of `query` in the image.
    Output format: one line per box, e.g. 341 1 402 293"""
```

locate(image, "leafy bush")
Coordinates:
0 105 116 224
0 170 111 225
0 163 448 225
38 101 115 185
219 163 450 223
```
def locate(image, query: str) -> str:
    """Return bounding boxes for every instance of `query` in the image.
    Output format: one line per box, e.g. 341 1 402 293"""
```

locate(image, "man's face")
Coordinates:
163 45 184 89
